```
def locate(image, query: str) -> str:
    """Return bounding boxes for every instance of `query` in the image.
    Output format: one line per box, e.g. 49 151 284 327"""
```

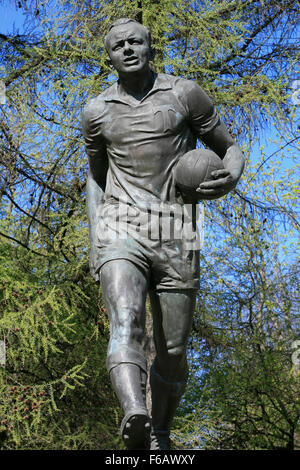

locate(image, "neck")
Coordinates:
118 67 154 100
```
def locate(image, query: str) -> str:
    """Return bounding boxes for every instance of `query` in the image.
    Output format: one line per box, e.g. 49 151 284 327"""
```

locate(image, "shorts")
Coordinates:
94 199 200 291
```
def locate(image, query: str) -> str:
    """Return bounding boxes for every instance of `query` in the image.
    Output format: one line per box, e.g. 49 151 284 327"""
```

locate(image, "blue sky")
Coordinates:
0 2 27 33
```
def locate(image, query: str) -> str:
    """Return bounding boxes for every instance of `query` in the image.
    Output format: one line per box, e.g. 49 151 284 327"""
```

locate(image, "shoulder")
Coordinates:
158 74 215 120
82 96 104 119
176 77 211 104
155 73 195 92
158 73 209 105
165 74 199 93
82 82 117 122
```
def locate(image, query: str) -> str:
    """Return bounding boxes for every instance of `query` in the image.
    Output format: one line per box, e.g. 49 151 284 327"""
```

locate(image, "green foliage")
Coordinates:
0 232 121 448
0 0 299 449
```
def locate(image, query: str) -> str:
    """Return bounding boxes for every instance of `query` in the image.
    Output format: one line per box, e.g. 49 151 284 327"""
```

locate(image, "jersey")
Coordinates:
82 73 220 290
82 72 219 209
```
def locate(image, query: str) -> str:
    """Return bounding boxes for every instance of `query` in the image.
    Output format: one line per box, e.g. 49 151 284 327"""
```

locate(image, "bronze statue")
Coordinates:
82 18 244 450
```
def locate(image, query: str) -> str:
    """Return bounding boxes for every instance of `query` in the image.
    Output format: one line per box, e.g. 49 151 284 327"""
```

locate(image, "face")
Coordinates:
105 23 152 75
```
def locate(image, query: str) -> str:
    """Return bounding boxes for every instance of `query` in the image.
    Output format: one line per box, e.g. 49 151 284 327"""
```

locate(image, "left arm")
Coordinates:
185 81 245 199
196 119 245 199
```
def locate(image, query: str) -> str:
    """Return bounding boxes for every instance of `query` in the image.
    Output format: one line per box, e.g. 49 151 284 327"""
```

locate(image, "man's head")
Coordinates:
104 18 154 75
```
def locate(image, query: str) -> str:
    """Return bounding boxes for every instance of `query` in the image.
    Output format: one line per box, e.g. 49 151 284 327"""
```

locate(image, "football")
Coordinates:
175 148 224 200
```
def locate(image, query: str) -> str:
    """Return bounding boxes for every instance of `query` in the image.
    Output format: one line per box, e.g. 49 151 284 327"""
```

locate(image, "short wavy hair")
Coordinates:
104 18 152 50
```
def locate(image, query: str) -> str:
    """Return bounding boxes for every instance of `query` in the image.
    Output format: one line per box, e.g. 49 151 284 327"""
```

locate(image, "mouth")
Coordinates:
123 57 139 65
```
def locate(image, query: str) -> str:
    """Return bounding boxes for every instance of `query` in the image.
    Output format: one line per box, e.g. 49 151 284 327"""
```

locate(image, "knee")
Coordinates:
107 306 146 372
166 344 187 362
111 305 144 343
156 344 188 381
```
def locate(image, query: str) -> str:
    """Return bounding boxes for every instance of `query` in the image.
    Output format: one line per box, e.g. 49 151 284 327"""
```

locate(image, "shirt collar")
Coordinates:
103 73 173 104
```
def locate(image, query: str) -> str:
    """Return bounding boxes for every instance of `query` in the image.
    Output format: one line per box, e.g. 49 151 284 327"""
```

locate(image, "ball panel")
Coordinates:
190 154 207 189
175 149 224 199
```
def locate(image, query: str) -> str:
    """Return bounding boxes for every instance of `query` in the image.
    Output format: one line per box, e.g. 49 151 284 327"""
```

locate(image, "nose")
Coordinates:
123 41 133 54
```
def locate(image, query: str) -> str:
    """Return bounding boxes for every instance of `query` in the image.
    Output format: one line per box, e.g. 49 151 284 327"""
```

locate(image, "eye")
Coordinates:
130 39 142 45
112 42 123 51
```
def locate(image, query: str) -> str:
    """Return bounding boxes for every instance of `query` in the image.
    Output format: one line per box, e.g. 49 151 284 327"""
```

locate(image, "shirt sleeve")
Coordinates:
185 81 220 137
81 98 107 164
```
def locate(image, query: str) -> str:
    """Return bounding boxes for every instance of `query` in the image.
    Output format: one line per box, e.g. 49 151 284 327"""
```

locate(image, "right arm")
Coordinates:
82 101 108 281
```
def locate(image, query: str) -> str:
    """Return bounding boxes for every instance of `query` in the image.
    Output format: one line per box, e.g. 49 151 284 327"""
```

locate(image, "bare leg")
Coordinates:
149 289 196 449
100 259 150 449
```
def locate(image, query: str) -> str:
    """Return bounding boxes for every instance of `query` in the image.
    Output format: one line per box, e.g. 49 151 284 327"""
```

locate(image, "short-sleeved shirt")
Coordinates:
82 72 219 208
82 73 220 289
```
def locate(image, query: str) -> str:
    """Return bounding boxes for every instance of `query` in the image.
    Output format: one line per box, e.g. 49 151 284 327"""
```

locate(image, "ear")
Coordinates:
106 56 114 69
